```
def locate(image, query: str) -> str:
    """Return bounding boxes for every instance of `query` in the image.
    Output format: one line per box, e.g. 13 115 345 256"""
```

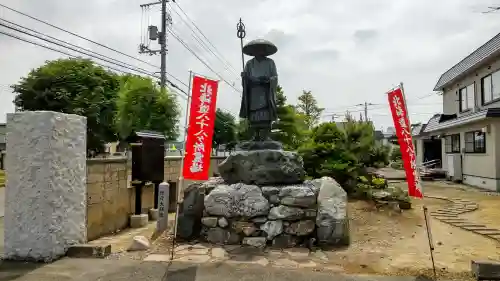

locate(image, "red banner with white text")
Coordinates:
182 75 219 180
387 86 423 198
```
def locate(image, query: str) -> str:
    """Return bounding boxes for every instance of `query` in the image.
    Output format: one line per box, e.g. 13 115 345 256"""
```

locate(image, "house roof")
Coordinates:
411 123 427 137
423 108 500 133
433 32 500 91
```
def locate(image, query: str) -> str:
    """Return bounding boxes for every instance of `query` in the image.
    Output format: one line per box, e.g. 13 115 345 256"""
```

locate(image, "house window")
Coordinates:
481 70 500 104
459 83 475 112
465 131 486 153
444 134 460 153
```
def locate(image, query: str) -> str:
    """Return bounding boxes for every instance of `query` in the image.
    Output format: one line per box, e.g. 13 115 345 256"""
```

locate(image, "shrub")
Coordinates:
390 146 402 161
298 117 380 193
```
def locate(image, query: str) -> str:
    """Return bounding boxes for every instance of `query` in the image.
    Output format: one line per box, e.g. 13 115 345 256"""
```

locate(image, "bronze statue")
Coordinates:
239 39 279 141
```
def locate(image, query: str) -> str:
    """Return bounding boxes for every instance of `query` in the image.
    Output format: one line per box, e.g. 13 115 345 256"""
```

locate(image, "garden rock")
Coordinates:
272 234 300 248
315 177 349 246
218 150 306 185
127 236 150 251
268 205 304 221
242 237 267 248
201 217 218 228
205 227 241 245
232 221 258 236
177 184 205 240
279 184 316 208
204 183 270 218
285 220 315 236
260 220 283 240
218 217 229 228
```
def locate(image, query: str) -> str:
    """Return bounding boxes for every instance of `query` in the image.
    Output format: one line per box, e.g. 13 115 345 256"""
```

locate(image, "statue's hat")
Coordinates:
242 39 278 57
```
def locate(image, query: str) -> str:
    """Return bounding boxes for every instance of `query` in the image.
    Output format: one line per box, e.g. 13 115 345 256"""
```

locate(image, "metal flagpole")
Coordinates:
171 70 193 261
399 83 437 280
236 18 246 71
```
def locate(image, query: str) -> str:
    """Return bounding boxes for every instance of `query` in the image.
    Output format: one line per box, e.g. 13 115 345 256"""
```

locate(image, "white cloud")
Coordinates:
1 0 500 132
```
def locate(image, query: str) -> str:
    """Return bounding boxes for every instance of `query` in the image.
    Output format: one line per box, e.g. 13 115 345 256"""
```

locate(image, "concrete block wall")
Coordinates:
85 155 226 241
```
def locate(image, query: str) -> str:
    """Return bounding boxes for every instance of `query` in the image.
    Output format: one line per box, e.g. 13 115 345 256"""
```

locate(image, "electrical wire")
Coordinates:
168 26 243 96
0 27 189 100
170 1 238 76
0 3 190 89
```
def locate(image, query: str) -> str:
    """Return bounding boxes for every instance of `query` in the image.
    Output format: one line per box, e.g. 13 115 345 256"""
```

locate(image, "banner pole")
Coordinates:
171 70 193 261
399 82 437 280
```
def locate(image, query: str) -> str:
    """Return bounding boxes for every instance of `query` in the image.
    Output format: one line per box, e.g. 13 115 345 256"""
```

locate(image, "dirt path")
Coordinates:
97 181 500 280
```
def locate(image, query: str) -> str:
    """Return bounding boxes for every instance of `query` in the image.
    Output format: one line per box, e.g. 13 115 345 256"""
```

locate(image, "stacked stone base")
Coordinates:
177 148 349 249
199 180 321 247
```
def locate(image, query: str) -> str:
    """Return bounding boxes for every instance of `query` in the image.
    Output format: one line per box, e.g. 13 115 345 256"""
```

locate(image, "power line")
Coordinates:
168 26 243 96
0 18 148 77
0 27 189 99
170 1 238 76
0 3 160 69
0 3 190 89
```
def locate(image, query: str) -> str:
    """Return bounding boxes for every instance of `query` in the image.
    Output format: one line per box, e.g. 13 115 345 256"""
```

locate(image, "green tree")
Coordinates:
12 58 120 154
114 74 179 141
299 113 389 191
271 86 308 149
296 90 324 129
236 118 252 141
213 109 237 149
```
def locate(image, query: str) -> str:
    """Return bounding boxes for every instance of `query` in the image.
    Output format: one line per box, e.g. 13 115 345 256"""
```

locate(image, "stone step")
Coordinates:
432 212 460 216
465 227 499 232
471 260 500 280
432 211 460 216
450 223 485 228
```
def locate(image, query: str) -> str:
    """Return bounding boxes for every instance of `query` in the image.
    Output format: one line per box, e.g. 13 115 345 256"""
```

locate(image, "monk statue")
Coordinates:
239 39 279 142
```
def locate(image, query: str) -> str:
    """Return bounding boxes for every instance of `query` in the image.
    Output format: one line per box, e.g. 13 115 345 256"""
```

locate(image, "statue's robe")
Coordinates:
239 57 278 128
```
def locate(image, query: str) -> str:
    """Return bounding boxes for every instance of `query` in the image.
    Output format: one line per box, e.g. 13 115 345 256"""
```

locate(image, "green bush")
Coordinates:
390 146 402 161
298 116 382 193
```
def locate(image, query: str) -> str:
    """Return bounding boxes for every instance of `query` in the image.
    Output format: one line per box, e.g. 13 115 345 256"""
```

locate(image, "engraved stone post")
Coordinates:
4 111 87 262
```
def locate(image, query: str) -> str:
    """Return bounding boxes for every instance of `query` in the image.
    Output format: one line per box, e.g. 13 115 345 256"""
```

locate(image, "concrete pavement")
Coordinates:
0 258 419 281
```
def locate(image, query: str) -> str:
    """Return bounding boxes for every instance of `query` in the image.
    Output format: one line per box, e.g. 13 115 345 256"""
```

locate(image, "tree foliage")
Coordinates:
12 58 120 154
213 108 237 148
298 114 390 192
271 86 308 149
114 74 179 141
296 90 324 129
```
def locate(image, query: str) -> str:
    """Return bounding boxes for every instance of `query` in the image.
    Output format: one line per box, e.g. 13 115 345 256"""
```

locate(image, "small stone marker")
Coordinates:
157 182 170 233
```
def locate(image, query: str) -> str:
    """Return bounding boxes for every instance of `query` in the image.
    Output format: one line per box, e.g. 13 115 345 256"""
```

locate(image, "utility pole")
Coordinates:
138 0 172 92
159 0 167 90
356 102 376 121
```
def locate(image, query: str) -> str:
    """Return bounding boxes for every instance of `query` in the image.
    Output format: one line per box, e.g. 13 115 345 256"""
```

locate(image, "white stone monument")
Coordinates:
4 111 87 262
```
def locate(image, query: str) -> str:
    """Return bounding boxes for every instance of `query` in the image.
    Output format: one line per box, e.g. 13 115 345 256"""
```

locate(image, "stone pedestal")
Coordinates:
218 149 306 185
149 208 159 221
130 214 149 228
4 111 87 262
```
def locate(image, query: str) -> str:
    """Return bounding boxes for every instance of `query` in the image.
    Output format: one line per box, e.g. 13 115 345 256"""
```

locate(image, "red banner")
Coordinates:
387 86 423 199
183 75 219 180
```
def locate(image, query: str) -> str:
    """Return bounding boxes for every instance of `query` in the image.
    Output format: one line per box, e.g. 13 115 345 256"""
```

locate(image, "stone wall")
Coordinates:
86 158 154 240
86 156 226 241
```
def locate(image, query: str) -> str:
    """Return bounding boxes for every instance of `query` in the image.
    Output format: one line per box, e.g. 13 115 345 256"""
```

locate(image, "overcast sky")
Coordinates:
1 0 500 132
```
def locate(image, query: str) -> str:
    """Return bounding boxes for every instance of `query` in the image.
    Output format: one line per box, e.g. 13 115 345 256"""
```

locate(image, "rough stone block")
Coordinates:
218 150 305 185
130 214 148 228
314 177 350 247
66 244 111 258
4 111 87 262
471 260 500 280
149 209 159 221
